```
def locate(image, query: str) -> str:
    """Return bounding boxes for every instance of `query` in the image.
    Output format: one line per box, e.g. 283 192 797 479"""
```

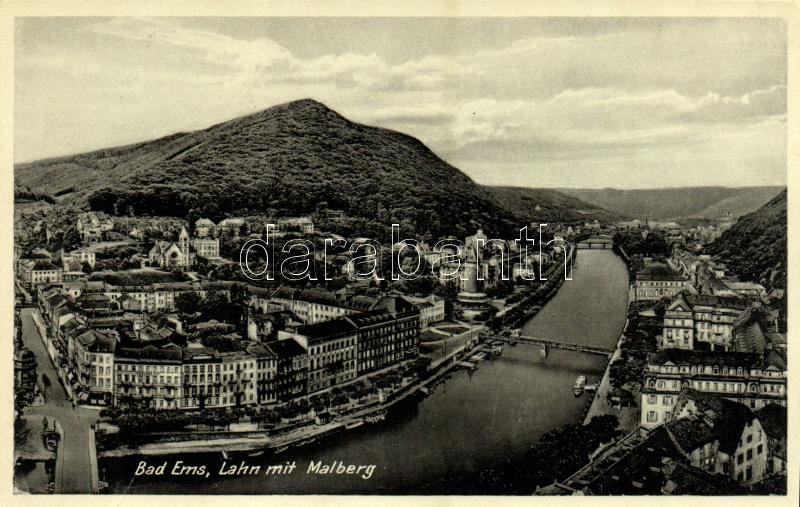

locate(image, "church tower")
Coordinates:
179 226 190 269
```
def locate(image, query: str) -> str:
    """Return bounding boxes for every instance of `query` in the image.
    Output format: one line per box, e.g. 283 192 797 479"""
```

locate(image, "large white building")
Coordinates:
641 348 786 429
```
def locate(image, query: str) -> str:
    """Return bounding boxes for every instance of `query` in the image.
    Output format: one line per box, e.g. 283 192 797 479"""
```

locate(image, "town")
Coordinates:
13 201 787 495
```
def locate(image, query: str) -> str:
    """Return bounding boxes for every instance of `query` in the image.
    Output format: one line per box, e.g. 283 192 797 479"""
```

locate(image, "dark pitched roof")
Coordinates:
294 318 356 342
265 338 307 357
115 345 182 363
665 417 717 453
661 461 748 495
648 349 760 368
684 293 750 310
673 389 755 455
75 329 117 353
346 310 396 328
246 342 278 358
585 426 685 495
755 404 786 440
732 320 766 354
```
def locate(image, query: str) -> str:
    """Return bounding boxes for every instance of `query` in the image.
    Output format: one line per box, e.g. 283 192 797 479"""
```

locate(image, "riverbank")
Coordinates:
583 316 639 432
99 343 469 458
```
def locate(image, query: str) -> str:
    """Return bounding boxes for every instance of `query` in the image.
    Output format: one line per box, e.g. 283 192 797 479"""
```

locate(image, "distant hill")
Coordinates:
483 186 620 223
15 99 609 239
559 187 784 221
14 182 55 204
706 189 787 290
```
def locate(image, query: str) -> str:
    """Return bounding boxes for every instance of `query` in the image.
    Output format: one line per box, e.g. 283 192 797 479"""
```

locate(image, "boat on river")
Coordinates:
573 375 586 396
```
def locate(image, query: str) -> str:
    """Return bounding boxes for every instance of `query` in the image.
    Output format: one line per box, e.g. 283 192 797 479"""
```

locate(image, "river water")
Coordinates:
102 249 629 495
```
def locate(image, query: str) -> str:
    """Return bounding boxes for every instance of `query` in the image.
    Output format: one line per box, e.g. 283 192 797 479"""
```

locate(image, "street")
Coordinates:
19 308 99 493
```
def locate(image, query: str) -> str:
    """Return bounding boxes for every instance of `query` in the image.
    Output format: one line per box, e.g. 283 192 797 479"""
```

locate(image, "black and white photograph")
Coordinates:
9 6 793 499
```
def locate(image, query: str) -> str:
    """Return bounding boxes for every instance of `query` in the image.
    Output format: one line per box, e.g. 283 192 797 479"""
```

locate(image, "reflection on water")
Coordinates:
103 250 629 495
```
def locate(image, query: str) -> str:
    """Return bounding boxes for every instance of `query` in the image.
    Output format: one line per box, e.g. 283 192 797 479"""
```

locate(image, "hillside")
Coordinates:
559 187 784 221
15 99 609 239
706 189 787 290
484 186 620 223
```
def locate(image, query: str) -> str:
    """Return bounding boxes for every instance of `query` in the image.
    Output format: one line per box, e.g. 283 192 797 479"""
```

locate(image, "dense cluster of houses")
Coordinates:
32 276 444 410
549 389 785 493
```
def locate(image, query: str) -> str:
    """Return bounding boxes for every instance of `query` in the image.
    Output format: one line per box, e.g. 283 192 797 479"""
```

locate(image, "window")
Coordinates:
737 453 744 465
647 411 657 422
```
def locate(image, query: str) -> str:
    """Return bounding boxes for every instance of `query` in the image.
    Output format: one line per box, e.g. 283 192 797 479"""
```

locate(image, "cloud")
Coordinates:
14 17 787 188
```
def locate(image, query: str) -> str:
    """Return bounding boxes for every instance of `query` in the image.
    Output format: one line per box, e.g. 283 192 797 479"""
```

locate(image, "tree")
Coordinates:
61 226 82 251
175 292 201 314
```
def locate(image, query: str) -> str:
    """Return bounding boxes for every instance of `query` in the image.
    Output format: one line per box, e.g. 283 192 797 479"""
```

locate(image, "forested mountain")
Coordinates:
484 186 619 223
15 99 608 239
706 189 787 290
560 186 784 221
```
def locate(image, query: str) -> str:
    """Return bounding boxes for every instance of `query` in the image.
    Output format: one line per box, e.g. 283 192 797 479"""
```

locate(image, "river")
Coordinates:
102 249 629 495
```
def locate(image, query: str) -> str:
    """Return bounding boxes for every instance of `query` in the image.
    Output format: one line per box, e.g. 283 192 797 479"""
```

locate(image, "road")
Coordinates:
19 308 100 494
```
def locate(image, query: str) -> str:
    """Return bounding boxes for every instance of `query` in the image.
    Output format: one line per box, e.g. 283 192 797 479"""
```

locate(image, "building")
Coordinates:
280 319 357 394
69 329 117 405
217 218 246 236
18 259 63 289
61 248 96 268
347 306 420 375
14 348 38 403
265 338 308 401
148 226 194 269
661 292 753 351
114 345 183 409
191 237 221 260
401 294 445 328
194 218 216 238
569 389 767 493
671 390 769 485
263 286 362 324
181 343 223 409
703 279 767 300
755 404 787 476
274 217 314 236
629 263 692 302
641 348 786 429
247 342 278 405
218 350 257 407
77 212 114 243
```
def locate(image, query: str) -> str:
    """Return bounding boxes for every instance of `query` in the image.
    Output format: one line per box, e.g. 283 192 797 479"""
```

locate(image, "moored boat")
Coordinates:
573 375 586 396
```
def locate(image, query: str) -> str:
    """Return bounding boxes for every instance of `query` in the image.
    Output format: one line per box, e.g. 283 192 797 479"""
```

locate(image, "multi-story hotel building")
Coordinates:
247 341 278 404
640 348 787 429
280 319 358 394
181 344 223 409
18 259 63 289
219 350 257 407
114 345 183 409
266 338 308 401
629 264 692 302
70 328 116 405
348 307 420 375
662 292 752 351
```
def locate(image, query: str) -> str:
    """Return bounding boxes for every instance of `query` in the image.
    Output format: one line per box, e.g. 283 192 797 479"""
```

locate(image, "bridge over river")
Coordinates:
576 237 613 249
490 334 613 358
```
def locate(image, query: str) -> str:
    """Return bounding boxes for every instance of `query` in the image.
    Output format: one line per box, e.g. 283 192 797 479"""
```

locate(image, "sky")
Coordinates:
15 17 787 188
